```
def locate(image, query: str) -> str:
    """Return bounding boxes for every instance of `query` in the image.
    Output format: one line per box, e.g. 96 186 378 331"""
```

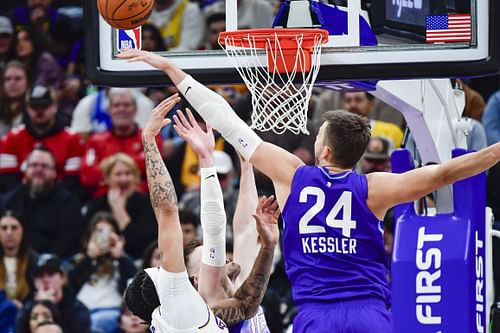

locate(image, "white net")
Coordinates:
220 31 325 135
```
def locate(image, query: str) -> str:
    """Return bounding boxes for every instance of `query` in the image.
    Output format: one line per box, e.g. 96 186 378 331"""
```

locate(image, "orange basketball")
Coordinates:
97 0 154 30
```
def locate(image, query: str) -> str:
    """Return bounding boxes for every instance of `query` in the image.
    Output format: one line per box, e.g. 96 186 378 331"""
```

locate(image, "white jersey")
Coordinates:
150 306 229 333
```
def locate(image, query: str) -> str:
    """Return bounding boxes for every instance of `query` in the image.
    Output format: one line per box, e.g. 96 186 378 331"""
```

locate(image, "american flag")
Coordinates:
425 14 471 43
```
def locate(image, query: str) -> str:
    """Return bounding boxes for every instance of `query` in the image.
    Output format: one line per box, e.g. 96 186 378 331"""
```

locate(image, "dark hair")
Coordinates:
0 210 29 258
206 12 226 27
341 91 375 102
80 211 123 276
16 300 63 333
178 209 199 228
322 110 371 168
141 240 158 270
16 26 46 85
141 23 167 52
183 238 203 268
124 270 160 324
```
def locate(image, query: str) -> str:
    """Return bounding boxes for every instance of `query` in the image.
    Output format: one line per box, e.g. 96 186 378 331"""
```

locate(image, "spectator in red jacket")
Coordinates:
0 84 83 193
80 88 161 196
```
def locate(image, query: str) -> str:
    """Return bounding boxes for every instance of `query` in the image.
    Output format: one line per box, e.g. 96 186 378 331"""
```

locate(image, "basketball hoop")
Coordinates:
219 28 329 135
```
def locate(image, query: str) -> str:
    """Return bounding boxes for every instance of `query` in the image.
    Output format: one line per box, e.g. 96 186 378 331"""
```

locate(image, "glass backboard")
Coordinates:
84 0 500 87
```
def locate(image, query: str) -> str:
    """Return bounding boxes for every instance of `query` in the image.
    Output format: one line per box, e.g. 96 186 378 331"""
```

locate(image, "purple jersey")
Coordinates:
282 166 390 306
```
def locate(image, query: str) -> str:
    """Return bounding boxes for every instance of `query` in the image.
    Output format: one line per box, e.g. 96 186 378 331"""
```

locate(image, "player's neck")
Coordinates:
319 164 352 174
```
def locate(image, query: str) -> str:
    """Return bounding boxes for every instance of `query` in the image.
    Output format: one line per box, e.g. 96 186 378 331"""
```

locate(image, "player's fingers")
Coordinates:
172 115 186 131
185 108 198 127
176 109 192 129
172 124 187 138
161 119 171 127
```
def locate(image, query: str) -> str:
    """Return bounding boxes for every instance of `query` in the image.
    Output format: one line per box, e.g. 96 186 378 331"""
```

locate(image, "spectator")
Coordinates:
0 210 38 308
456 79 485 122
360 137 393 174
11 0 79 68
204 0 274 29
343 92 404 148
140 241 160 270
141 23 167 52
33 322 63 333
16 300 63 333
148 0 205 51
179 209 199 245
0 16 16 71
0 60 29 137
118 301 149 333
18 254 91 333
1 147 83 258
68 212 136 333
0 84 83 193
70 88 154 138
83 154 157 259
483 90 500 145
15 26 64 88
203 12 225 50
80 89 161 195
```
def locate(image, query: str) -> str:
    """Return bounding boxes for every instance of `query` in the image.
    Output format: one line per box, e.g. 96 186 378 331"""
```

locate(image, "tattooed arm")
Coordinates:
142 94 186 273
210 196 280 326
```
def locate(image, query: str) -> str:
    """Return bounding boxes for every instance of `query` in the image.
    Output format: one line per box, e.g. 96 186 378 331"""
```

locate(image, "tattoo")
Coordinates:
143 138 177 208
211 247 274 326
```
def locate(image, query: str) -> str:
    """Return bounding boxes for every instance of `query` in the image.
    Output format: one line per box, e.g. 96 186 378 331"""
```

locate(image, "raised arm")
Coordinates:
210 196 280 326
232 155 259 288
142 94 185 273
173 108 227 304
367 142 500 219
117 49 303 208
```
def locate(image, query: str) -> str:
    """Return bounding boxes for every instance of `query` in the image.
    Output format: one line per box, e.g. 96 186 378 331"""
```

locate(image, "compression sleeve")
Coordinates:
200 167 226 267
177 75 262 161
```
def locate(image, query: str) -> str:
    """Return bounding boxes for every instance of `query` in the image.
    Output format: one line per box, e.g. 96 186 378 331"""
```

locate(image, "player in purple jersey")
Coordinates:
123 94 280 332
117 49 500 333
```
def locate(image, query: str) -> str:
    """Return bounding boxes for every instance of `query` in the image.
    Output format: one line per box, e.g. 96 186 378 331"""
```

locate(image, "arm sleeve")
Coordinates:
200 167 226 267
156 268 211 331
177 75 262 161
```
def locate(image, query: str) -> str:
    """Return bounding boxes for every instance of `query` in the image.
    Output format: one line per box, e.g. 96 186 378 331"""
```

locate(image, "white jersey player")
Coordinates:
124 94 280 332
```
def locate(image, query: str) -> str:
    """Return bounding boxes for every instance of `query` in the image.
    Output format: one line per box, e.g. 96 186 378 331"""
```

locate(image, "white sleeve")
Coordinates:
200 167 226 267
177 75 263 161
156 269 210 331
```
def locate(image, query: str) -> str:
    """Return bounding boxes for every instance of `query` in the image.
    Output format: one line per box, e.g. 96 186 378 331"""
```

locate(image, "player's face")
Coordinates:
109 93 137 129
3 66 28 99
16 30 33 58
108 161 136 193
25 151 57 187
29 304 54 333
343 92 373 117
120 308 149 333
0 215 23 254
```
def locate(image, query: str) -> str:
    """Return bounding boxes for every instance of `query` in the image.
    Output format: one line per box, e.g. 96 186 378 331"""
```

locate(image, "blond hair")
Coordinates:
100 153 140 184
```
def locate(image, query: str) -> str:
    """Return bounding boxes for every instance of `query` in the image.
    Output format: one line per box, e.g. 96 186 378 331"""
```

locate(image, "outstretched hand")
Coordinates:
253 196 280 249
116 49 170 71
143 94 181 140
173 108 215 159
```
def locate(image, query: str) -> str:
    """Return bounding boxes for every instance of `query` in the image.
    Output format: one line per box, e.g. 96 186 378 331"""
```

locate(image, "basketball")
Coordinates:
97 0 154 30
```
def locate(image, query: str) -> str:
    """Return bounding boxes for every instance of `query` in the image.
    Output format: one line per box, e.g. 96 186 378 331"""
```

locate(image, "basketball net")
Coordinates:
219 29 328 135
